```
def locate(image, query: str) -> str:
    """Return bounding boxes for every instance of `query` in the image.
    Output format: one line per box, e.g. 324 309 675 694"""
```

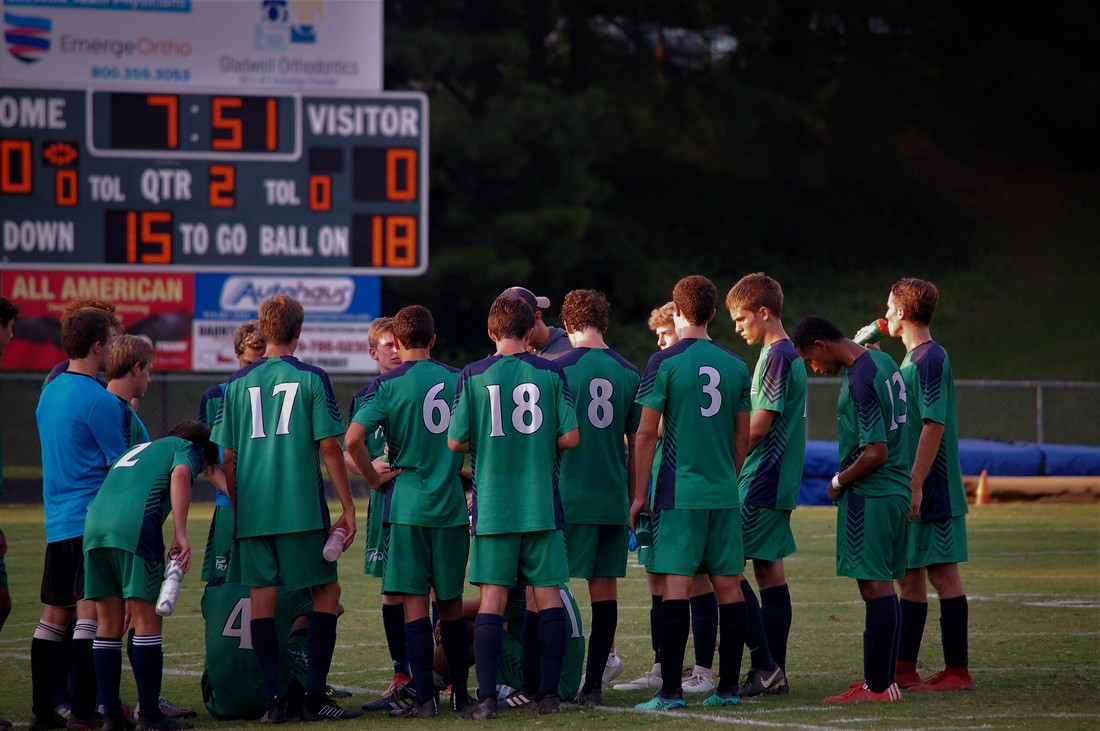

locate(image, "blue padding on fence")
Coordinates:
1040 443 1100 476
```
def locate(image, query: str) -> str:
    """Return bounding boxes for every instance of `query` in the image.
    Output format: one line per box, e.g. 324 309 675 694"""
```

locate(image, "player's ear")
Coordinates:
428 333 437 350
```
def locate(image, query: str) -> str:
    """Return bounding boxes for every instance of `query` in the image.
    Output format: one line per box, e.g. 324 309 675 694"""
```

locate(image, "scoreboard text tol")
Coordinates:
0 86 428 275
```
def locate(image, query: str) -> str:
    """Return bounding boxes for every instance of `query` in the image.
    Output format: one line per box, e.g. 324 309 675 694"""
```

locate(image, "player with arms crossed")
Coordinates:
630 275 752 711
211 294 358 723
83 420 217 731
554 289 641 706
346 304 472 718
792 315 910 704
725 273 805 696
447 295 580 719
874 278 974 691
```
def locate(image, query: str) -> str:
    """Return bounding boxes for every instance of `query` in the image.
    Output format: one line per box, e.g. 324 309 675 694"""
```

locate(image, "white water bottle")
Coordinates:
155 557 184 617
322 527 348 561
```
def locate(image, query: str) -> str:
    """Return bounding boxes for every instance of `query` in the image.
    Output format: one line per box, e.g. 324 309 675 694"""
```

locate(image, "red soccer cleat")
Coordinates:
909 669 975 691
825 682 902 704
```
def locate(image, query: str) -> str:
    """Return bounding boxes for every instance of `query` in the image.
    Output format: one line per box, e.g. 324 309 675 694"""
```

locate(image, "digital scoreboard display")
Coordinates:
0 86 427 275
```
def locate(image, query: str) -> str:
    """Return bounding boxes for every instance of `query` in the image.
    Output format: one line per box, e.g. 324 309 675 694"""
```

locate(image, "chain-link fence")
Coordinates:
2 373 1098 477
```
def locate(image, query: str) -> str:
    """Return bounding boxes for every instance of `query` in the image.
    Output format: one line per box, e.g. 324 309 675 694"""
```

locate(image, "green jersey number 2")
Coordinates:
247 383 300 439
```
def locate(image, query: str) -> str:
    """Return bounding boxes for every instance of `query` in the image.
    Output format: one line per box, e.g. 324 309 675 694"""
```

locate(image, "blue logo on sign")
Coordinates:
4 12 51 64
255 0 317 50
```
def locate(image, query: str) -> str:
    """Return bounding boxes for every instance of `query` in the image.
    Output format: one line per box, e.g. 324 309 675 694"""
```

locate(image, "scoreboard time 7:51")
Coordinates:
0 85 428 275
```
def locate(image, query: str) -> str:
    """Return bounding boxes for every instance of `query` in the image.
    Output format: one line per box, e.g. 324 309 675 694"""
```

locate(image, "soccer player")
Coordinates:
630 275 753 711
83 420 217 731
792 315 910 704
344 317 408 712
0 296 18 731
878 278 974 691
32 308 125 731
105 334 155 447
346 304 471 718
726 273 805 696
447 295 580 719
553 289 641 706
211 293 359 722
43 299 124 388
500 286 573 360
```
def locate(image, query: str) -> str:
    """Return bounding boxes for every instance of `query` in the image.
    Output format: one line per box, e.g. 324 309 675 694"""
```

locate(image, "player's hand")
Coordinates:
171 539 191 574
826 483 843 503
333 511 357 550
908 486 922 519
368 455 402 489
629 497 651 531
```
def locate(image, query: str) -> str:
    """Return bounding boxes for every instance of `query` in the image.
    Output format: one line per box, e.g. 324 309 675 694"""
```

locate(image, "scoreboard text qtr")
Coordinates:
0 87 428 275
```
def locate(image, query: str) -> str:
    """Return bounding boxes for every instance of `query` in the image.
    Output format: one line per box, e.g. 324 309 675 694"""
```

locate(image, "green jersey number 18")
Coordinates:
487 383 543 436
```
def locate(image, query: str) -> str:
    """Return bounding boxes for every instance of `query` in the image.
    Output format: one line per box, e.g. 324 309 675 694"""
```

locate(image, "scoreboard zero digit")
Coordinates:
0 85 428 275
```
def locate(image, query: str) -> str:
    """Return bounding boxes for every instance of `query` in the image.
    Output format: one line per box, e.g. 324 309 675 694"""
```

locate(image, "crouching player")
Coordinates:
83 420 218 731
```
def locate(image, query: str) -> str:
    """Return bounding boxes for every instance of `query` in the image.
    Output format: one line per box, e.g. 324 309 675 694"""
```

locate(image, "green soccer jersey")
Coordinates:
201 581 312 720
556 347 642 525
122 398 150 448
211 356 345 538
448 353 578 536
739 339 807 511
84 436 204 562
837 350 912 499
901 340 969 520
351 359 467 528
636 338 752 510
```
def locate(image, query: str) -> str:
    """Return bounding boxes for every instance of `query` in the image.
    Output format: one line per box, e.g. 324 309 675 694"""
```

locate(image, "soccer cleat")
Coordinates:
261 699 286 725
574 687 603 706
701 691 742 707
894 664 923 689
634 691 687 711
134 714 193 731
602 652 625 688
681 666 715 694
389 698 437 719
29 713 69 731
386 671 413 696
65 715 99 731
536 694 561 715
613 665 663 691
361 683 416 712
156 698 196 720
824 682 902 704
500 689 533 709
737 665 789 697
0 719 11 730
325 685 352 700
101 712 135 731
463 697 497 721
909 669 976 692
302 695 361 721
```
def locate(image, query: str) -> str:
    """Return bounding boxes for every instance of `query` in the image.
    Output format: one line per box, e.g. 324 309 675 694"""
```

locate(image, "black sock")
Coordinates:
472 613 503 700
650 595 663 665
93 638 123 716
71 633 97 719
940 595 969 668
405 618 435 705
54 619 75 711
717 602 747 695
690 591 718 670
760 584 792 671
740 579 775 671
521 610 540 694
439 618 470 705
130 635 163 720
381 603 408 676
537 607 567 699
306 611 338 697
32 620 65 717
251 617 281 700
864 595 898 693
659 599 690 698
584 600 617 692
898 598 928 664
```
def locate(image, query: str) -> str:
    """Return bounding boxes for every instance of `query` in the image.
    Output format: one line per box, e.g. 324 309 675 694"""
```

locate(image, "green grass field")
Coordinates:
1 502 1097 730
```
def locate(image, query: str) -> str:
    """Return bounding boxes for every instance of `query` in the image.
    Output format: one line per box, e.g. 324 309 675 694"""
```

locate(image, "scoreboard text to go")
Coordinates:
0 87 428 275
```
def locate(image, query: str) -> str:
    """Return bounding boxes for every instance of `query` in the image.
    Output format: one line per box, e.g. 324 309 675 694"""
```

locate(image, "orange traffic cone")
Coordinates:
975 469 990 506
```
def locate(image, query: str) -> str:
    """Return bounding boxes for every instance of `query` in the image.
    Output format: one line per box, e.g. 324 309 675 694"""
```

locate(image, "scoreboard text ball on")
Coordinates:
0 86 428 275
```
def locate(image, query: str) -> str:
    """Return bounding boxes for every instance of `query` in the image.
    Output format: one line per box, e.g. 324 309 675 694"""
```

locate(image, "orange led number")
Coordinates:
147 95 178 149
212 97 243 150
55 169 78 206
309 175 331 211
126 211 172 264
0 139 32 194
371 215 417 268
386 149 417 201
208 165 235 208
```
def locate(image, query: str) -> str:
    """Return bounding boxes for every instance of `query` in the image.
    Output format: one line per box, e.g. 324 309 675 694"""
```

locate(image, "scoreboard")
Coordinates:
0 85 427 275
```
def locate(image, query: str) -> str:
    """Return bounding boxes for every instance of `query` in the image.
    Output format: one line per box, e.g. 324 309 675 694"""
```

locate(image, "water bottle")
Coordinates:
322 527 348 561
634 513 653 550
155 557 184 617
855 318 889 345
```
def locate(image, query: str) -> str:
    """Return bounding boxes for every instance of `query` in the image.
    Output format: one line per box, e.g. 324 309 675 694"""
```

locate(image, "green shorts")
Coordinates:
382 523 469 600
498 585 585 700
468 530 569 587
230 531 337 590
201 505 235 583
364 490 386 578
0 556 7 589
741 504 797 562
650 508 745 577
836 492 908 581
564 523 627 579
907 515 969 569
83 547 163 602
